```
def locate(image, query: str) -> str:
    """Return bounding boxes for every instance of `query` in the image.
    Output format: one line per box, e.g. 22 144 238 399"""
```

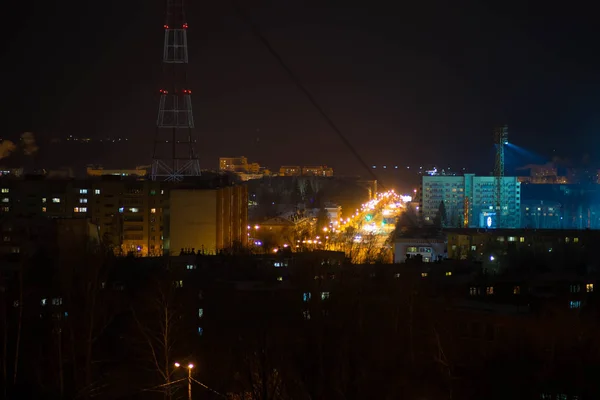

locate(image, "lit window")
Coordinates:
513 286 521 294
74 207 87 213
302 292 311 302
565 237 570 243
321 292 330 300
421 272 428 278
277 276 283 282
570 300 581 309
469 287 477 296
574 237 579 243
150 208 156 214
161 190 164 195
445 271 452 276
2 207 9 212
94 189 101 195
42 197 46 203
186 264 196 270
42 207 46 212
174 280 183 288
394 273 400 278
519 237 525 243
198 327 203 335
486 286 494 295
302 310 311 320
79 189 88 194
40 298 47 306
129 208 139 213
508 236 516 242
1 188 8 193
52 298 63 306
118 207 124 213
52 198 60 203
79 198 87 204
586 283 594 293
470 245 477 251
198 308 204 318
1 198 8 203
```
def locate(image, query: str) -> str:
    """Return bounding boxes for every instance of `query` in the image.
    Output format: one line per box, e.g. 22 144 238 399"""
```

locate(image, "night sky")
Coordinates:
2 0 599 175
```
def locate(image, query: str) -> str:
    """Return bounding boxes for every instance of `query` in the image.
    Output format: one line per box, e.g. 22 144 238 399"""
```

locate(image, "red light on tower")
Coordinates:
183 23 188 29
163 24 169 29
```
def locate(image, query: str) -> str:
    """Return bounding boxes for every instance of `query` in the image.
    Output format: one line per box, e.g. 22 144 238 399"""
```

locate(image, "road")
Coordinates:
328 190 407 263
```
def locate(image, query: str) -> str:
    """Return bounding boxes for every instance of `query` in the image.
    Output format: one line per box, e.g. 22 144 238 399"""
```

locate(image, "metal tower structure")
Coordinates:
151 0 201 181
493 125 508 228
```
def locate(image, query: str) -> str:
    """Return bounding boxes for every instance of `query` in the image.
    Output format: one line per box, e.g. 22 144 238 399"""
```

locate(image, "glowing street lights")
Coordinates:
174 362 194 400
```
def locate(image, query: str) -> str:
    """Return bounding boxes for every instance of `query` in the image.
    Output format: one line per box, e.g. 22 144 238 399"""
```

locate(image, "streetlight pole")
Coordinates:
174 362 194 400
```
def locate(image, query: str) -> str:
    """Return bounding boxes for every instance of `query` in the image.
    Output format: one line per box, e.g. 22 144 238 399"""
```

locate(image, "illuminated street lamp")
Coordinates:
174 362 194 400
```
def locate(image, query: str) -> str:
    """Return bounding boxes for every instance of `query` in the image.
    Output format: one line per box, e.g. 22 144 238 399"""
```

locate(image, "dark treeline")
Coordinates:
1 237 600 399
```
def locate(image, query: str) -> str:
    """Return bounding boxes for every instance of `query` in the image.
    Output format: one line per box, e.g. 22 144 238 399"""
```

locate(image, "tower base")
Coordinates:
151 159 201 181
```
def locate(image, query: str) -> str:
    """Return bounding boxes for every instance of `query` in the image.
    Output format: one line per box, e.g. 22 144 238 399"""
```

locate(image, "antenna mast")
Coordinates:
151 0 201 181
493 125 508 228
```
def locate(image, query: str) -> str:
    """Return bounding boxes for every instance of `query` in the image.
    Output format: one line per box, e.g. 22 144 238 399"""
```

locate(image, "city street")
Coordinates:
329 190 407 263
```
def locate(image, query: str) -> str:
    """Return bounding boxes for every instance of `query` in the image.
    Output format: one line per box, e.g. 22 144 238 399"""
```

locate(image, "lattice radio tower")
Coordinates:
151 0 201 181
493 125 508 228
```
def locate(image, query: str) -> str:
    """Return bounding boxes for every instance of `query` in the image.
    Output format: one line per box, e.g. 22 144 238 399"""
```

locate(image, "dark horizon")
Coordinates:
2 0 600 175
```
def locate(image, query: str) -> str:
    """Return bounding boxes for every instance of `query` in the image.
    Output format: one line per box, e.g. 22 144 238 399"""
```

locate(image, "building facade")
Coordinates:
168 185 248 255
421 174 521 229
394 237 446 263
0 177 247 257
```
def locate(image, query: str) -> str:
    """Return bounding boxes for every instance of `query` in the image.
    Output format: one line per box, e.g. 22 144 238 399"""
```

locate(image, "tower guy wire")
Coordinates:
231 2 438 237
230 0 384 190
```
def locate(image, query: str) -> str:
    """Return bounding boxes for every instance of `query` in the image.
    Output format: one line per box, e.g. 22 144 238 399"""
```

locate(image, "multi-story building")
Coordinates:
0 217 101 256
521 200 562 229
219 157 249 173
301 166 334 177
421 174 521 229
219 157 266 181
0 176 247 257
167 184 248 255
279 166 301 176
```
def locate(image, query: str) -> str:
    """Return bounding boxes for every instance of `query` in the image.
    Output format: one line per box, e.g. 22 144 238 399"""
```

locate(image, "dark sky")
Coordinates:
2 0 600 175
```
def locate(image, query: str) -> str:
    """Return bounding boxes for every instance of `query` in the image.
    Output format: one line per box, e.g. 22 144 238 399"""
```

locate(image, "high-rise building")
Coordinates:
168 185 248 255
421 174 521 229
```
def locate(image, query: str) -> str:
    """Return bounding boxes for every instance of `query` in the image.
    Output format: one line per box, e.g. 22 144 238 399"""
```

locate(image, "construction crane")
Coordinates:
493 125 509 228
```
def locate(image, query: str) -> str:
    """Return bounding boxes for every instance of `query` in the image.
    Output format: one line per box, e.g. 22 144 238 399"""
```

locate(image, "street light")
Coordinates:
174 361 194 400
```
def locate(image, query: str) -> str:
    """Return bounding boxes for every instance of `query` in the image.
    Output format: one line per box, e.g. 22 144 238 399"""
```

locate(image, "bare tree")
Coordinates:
132 281 184 400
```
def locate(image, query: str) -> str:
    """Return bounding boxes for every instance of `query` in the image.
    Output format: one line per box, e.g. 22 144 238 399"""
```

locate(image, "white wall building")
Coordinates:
394 237 446 263
421 174 521 229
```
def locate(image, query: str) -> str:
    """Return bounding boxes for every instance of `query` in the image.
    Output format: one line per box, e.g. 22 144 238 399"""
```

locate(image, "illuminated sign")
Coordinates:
479 212 497 229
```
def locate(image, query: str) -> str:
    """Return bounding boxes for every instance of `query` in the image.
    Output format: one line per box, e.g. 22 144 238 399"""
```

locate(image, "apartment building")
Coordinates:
0 176 248 257
421 174 521 229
